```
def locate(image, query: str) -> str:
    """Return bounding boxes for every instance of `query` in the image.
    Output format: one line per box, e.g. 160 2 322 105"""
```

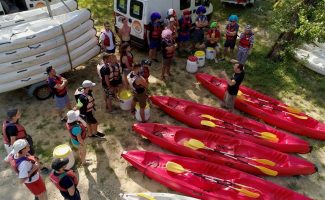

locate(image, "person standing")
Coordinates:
100 53 123 112
127 64 148 122
7 139 47 200
120 43 134 88
75 80 104 138
66 110 88 165
2 108 35 155
193 5 208 50
47 66 71 122
206 21 222 63
164 8 177 28
100 21 116 54
161 29 176 80
237 25 254 65
140 59 151 83
178 10 192 55
148 12 163 62
118 17 131 45
223 15 239 59
219 63 245 112
50 158 80 200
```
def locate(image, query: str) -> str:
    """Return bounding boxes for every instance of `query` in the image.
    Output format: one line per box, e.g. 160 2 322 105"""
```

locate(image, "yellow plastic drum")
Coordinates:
53 144 75 169
135 102 150 121
194 51 205 67
206 47 216 60
118 90 133 110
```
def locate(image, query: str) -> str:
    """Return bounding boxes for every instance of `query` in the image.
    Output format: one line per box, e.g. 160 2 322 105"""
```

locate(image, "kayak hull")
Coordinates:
120 193 198 200
196 73 325 140
150 95 311 154
133 123 316 176
122 151 311 200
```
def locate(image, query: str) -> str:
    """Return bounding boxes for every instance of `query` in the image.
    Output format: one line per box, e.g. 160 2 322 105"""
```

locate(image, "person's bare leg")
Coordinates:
106 97 113 112
140 107 146 122
79 144 86 164
161 65 166 80
37 191 47 200
91 123 98 134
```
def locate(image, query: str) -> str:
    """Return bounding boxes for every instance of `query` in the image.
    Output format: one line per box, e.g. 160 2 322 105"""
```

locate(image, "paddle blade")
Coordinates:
280 105 301 114
201 120 217 127
255 165 278 176
237 188 260 199
136 193 156 200
187 139 205 149
260 132 278 139
288 112 308 120
259 135 279 143
166 161 186 173
200 114 217 121
184 141 200 150
254 159 276 167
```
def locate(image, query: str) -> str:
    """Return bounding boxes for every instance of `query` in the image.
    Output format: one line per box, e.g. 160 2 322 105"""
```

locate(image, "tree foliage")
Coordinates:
268 0 325 59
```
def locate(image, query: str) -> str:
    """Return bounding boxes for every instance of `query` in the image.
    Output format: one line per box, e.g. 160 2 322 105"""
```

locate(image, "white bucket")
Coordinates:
135 102 150 122
186 56 198 73
206 47 216 60
118 90 133 110
194 51 205 67
53 144 75 169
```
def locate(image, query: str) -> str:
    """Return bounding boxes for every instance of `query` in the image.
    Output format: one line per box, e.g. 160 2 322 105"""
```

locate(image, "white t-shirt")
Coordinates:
100 30 115 51
17 158 40 183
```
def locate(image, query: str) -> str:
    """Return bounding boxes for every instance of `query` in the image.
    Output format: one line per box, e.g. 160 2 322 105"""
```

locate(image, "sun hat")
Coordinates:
51 158 69 171
11 139 28 155
67 110 80 123
7 108 18 118
167 8 175 16
228 15 238 22
151 12 161 21
82 80 96 88
162 29 173 39
245 24 252 31
196 5 206 14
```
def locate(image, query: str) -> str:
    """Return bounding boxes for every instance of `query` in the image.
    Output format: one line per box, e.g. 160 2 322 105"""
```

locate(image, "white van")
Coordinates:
113 0 213 48
221 0 254 6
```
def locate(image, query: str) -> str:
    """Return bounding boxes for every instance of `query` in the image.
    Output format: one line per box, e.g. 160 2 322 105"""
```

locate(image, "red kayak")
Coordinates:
196 73 325 140
150 96 311 154
133 123 316 176
122 151 311 200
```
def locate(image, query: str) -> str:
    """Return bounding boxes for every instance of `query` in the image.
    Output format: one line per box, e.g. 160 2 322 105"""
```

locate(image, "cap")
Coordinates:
51 158 69 171
210 22 218 28
82 80 96 88
67 110 80 123
167 8 174 16
11 139 28 155
7 108 18 118
245 25 252 31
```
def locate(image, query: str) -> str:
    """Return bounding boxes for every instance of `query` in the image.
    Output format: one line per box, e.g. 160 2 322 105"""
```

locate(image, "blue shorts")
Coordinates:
178 33 190 42
149 39 161 49
55 94 70 109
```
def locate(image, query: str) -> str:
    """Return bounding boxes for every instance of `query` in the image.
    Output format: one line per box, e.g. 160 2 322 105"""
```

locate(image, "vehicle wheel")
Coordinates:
33 85 52 100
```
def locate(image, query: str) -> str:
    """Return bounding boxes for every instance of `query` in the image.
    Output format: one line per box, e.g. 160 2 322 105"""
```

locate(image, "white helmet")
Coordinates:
167 8 175 16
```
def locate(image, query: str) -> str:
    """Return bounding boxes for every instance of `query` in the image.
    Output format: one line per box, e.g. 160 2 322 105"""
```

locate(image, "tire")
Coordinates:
33 84 52 100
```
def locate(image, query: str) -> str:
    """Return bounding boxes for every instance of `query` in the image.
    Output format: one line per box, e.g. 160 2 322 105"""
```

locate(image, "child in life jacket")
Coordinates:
206 21 222 63
50 158 80 200
193 5 209 50
140 59 151 83
148 12 163 62
7 139 47 200
236 25 254 65
178 10 192 55
164 8 178 28
223 15 239 59
161 29 176 80
100 21 116 53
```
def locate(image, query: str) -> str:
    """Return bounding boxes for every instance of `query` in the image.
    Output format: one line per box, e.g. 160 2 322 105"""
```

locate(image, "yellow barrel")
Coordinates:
194 51 205 67
118 90 133 110
53 144 75 169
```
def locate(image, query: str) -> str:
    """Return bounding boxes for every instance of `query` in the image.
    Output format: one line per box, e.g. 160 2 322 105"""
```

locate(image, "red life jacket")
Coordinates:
179 17 192 34
66 122 87 141
50 170 78 192
207 29 221 39
47 75 67 97
102 30 116 47
121 52 134 69
141 66 150 80
2 121 27 145
226 23 238 40
8 155 37 175
239 33 253 48
150 22 162 39
163 39 175 59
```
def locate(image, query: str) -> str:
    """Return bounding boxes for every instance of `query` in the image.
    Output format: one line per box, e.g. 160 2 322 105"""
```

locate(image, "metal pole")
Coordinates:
44 0 53 18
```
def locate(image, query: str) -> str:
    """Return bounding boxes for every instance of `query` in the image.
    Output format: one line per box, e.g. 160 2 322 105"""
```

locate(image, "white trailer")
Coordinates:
221 0 254 6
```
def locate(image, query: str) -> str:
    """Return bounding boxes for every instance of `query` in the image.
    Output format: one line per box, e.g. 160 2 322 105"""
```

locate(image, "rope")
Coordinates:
59 24 73 71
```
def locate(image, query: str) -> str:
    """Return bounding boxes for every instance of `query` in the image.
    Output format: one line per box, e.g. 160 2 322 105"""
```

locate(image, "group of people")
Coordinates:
2 5 251 200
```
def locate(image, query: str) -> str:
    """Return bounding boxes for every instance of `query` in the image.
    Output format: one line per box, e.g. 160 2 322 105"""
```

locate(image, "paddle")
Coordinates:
200 114 278 139
237 95 308 120
166 161 261 198
184 140 278 176
201 120 279 143
136 193 155 200
237 91 302 114
184 138 275 167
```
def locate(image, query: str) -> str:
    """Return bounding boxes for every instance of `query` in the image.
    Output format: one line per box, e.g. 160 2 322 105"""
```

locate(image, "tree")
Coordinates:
267 0 325 60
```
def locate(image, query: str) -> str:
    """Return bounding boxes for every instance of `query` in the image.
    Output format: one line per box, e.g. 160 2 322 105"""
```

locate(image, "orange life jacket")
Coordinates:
207 29 221 40
47 75 67 97
66 122 87 141
2 121 27 145
50 170 78 192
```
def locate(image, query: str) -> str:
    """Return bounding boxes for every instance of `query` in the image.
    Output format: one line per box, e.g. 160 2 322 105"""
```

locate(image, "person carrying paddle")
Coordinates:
237 25 254 65
219 63 245 112
223 15 239 60
100 21 116 54
46 66 71 122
